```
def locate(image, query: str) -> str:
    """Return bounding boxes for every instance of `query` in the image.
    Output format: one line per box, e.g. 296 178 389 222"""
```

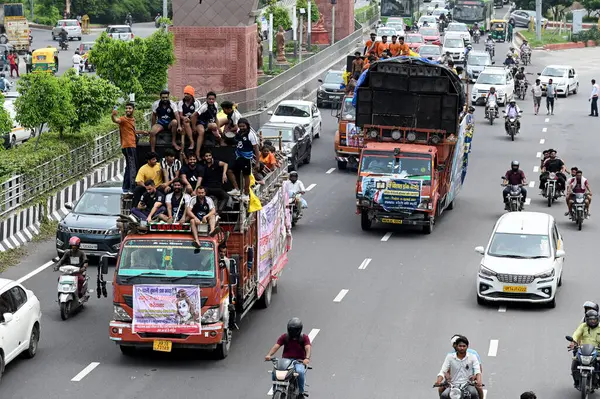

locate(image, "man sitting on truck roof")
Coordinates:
351 52 363 79
131 179 169 222
165 178 190 223
200 149 230 212
364 32 377 55
376 36 390 58
180 153 205 194
133 152 165 207
187 186 218 244
150 90 181 153
226 118 260 202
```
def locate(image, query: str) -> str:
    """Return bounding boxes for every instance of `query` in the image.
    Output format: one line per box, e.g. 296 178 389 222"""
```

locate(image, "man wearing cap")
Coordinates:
178 85 201 152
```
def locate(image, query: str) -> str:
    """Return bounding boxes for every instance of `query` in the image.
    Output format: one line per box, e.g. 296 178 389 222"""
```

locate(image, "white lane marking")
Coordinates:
540 138 546 144
536 152 541 158
305 183 316 191
358 258 372 270
525 198 531 205
268 388 273 396
498 306 507 312
533 166 539 173
483 389 488 399
333 289 349 302
488 339 499 357
545 118 550 122
542 127 548 133
71 362 100 382
381 232 392 241
528 181 535 188
16 260 55 284
326 168 335 174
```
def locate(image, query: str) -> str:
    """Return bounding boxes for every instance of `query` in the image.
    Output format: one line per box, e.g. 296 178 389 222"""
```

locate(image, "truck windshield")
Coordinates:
361 153 432 181
118 240 216 279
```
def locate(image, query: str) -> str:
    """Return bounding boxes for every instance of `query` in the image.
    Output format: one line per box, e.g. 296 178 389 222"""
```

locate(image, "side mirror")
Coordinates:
267 110 273 115
65 202 73 210
474 246 485 255
537 72 541 76
555 249 566 258
318 79 323 83
101 256 109 274
2 313 13 323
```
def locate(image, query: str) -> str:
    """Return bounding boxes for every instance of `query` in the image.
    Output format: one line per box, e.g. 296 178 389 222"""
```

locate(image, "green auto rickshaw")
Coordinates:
489 19 507 42
31 47 59 74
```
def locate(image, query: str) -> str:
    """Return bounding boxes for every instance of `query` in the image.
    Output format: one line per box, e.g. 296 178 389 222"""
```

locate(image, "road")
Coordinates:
1 27 599 399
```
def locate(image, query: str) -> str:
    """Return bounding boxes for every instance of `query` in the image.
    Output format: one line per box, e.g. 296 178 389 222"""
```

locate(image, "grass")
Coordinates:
520 29 569 48
0 219 58 273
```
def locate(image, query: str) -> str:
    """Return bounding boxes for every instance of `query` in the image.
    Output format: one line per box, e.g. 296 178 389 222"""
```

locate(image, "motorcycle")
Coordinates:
485 98 498 125
59 39 69 51
28 33 32 44
566 335 599 397
268 358 312 399
502 110 521 141
543 172 562 207
125 19 132 27
485 42 495 59
501 177 523 212
570 193 588 230
516 79 527 100
521 49 531 65
288 192 303 227
55 263 89 320
433 381 483 399
473 29 481 44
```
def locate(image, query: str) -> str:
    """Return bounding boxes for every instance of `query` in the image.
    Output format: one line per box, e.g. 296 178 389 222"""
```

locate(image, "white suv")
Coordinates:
106 25 134 41
471 66 514 106
442 35 465 65
52 19 82 41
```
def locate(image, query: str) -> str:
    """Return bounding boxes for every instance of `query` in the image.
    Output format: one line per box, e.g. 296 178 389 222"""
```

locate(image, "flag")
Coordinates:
248 173 262 213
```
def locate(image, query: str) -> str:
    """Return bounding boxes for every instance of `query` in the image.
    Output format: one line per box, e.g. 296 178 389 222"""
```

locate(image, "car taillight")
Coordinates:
131 33 134 38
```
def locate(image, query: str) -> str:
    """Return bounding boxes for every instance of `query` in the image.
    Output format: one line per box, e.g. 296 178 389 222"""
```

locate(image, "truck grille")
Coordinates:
68 227 111 235
122 295 208 308
497 274 535 284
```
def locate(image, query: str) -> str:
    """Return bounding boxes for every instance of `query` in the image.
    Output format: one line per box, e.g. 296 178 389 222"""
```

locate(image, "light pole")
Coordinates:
535 0 542 41
331 0 336 44
163 0 168 19
30 0 34 20
307 0 312 50
292 6 298 57
268 13 274 71
299 8 305 62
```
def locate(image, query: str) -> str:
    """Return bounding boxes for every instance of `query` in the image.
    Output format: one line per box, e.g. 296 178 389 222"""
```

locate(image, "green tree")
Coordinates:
60 70 120 132
0 95 13 138
581 0 600 17
138 29 175 95
265 4 292 42
296 0 320 23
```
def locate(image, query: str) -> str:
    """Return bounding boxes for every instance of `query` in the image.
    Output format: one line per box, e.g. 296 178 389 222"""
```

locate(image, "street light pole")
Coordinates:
535 0 542 41
269 13 274 71
30 0 34 20
307 0 312 50
163 0 168 19
331 0 336 44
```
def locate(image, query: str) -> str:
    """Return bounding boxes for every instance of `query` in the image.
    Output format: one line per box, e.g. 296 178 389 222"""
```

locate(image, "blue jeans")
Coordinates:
272 362 306 393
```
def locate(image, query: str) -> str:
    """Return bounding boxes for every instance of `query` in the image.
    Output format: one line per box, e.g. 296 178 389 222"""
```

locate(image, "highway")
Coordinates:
1 25 599 399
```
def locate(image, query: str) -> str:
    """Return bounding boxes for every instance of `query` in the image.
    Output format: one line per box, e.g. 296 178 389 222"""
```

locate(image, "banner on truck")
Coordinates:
257 187 290 297
447 117 468 205
132 284 201 334
360 177 422 211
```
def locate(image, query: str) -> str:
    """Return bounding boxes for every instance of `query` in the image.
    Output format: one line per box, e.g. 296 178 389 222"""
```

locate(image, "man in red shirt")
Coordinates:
503 160 527 210
265 318 311 395
566 169 592 217
8 51 18 78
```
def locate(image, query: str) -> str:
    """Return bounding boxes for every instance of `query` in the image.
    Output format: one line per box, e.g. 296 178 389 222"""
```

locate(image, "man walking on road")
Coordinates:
531 79 542 115
589 79 599 116
546 78 556 115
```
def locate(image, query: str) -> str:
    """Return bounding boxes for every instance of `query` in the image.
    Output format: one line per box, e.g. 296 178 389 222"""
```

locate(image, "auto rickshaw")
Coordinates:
31 47 59 74
489 19 507 42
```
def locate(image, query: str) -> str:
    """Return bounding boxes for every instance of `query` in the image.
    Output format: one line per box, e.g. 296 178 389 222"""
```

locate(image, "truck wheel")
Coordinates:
360 210 372 231
213 329 231 359
422 218 434 234
303 147 311 164
257 281 272 309
119 345 136 356
337 160 347 170
446 200 454 210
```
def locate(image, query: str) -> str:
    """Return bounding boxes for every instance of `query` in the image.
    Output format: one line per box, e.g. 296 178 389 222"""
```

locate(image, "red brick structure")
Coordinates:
314 0 354 43
168 0 259 97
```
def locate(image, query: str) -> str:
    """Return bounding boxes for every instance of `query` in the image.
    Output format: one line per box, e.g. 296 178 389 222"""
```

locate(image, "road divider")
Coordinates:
528 181 535 188
536 152 541 158
333 289 349 302
358 258 372 270
71 362 100 382
545 118 550 122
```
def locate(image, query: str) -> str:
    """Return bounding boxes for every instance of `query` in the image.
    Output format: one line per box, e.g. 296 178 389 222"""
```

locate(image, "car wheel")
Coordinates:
303 147 311 164
0 352 4 382
573 83 579 94
565 85 569 98
315 123 321 139
22 323 40 359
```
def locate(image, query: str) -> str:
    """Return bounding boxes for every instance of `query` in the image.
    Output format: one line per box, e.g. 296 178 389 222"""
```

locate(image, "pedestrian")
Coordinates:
520 392 536 399
546 78 556 115
24 50 32 74
2 51 8 72
589 79 599 116
531 78 542 115
8 51 18 78
507 21 514 41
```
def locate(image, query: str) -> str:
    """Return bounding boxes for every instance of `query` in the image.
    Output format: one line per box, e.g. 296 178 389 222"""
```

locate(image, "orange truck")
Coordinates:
354 58 471 234
108 151 292 359
333 94 360 170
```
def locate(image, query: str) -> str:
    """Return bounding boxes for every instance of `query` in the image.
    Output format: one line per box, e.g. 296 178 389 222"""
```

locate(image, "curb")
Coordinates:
515 30 595 51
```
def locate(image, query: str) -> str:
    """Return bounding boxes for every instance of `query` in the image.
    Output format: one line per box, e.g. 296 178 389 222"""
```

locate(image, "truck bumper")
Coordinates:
356 205 432 225
109 321 226 350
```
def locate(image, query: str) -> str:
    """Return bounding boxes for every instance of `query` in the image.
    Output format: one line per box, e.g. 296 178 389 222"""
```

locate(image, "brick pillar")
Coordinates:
314 0 354 42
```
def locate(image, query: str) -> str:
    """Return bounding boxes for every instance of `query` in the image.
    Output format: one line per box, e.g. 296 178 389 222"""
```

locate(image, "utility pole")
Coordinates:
269 13 274 71
331 0 336 44
163 0 168 19
535 0 542 41
293 6 298 57
299 8 305 62
30 0 34 20
307 0 312 49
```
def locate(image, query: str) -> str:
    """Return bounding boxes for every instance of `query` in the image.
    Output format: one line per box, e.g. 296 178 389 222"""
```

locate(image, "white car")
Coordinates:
475 212 565 308
384 21 405 37
442 36 466 65
431 8 449 19
0 279 42 377
538 65 580 97
106 25 134 41
417 15 438 28
446 22 472 43
375 27 397 42
2 92 35 149
52 19 82 41
268 100 322 140
471 66 514 105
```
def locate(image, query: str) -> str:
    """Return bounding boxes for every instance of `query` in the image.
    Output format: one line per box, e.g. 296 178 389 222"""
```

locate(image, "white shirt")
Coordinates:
438 352 481 384
188 195 215 211
228 109 242 126
287 180 306 196
160 158 182 182
505 104 521 117
152 100 179 114
532 84 543 97
590 83 599 99
165 192 190 205
72 54 82 65
486 92 498 104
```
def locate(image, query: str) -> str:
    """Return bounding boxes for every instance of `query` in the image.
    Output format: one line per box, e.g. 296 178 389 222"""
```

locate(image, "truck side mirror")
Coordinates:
101 256 109 275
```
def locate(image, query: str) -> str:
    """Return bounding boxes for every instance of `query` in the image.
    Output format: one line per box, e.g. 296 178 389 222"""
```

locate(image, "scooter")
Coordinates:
288 193 304 227
501 177 523 212
54 257 89 320
267 357 312 399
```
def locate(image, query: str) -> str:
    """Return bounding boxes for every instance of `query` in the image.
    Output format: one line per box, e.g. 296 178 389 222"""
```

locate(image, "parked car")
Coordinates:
418 44 442 60
317 69 345 108
0 278 41 379
52 19 82 41
2 92 35 149
105 25 134 41
538 65 579 97
258 122 312 171
509 10 548 28
471 66 514 105
56 181 123 259
475 212 565 308
405 33 425 51
268 100 322 140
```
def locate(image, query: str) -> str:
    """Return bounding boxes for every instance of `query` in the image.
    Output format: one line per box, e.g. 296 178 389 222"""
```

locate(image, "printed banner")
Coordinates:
448 117 468 204
361 178 422 211
257 187 290 297
132 285 201 334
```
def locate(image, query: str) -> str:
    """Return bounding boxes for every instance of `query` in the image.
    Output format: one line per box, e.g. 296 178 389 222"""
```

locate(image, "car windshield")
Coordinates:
118 240 216 279
420 46 441 55
420 17 437 23
542 67 566 77
468 55 490 66
487 233 551 258
381 0 411 16
432 9 448 15
324 71 344 84
341 98 356 120
387 23 404 31
377 28 396 37
110 27 132 33
448 24 469 32
81 44 92 50
361 154 432 180
274 105 310 117
453 4 485 21
407 35 424 43
477 73 505 85
420 28 438 36
73 191 121 216
259 126 294 142
444 38 464 48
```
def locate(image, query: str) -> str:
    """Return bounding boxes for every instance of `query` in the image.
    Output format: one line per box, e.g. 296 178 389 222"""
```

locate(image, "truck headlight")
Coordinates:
201 307 220 324
113 305 132 322
417 198 431 209
535 269 555 279
479 265 497 277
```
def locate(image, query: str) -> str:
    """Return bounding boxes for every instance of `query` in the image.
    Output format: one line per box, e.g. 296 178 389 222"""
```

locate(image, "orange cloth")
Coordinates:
260 152 278 169
376 42 389 57
117 116 136 149
389 42 401 56
365 39 377 54
184 85 195 96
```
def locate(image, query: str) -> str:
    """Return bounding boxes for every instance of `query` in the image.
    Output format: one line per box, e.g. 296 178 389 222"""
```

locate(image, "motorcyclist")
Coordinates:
59 27 68 46
540 149 567 193
503 52 516 66
464 44 473 60
265 318 311 396
445 335 484 399
287 171 307 217
502 161 527 210
566 169 592 218
55 236 88 299
72 50 83 75
514 66 528 93
435 335 482 398
520 40 531 53
509 46 518 60
539 149 550 169
486 87 499 118
504 99 522 133
472 23 480 41
0 73 10 92
569 310 600 389
126 13 133 25
582 302 600 322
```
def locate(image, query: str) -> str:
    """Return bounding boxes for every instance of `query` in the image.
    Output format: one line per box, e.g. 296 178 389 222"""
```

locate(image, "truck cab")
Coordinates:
333 95 360 170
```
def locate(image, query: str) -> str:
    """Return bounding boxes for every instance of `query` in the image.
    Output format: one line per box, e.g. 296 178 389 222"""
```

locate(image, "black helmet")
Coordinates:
289 171 298 177
287 317 303 339
511 160 519 168
584 301 599 312
468 106 475 113
586 310 599 328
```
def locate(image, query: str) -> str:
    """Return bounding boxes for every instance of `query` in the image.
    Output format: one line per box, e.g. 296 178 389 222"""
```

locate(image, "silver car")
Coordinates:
509 10 548 28
52 19 82 41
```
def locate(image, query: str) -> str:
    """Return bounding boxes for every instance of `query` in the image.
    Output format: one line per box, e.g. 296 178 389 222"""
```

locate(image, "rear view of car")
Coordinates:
106 25 134 41
52 19 82 41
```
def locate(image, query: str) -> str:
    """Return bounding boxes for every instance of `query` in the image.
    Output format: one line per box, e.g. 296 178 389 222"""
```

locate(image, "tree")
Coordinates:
14 73 75 149
138 29 175 95
581 0 600 17
60 70 120 132
0 95 13 138
266 4 292 42
296 0 320 23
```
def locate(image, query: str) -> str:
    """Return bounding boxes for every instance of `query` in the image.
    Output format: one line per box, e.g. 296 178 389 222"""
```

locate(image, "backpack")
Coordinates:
282 333 308 346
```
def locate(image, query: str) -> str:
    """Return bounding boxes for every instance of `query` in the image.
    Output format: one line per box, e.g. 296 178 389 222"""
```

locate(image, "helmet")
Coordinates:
511 160 519 168
509 99 516 104
69 236 81 247
287 317 303 339
468 106 475 113
289 171 298 177
586 310 599 328
584 301 599 312
467 44 472 50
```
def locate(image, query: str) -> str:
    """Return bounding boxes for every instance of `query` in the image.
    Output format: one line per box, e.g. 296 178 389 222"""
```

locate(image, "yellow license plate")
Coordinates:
503 285 527 293
381 218 403 224
153 340 172 352
481 93 487 97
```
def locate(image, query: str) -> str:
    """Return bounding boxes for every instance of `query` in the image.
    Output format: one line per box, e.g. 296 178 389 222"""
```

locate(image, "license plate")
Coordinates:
480 93 487 97
381 218 403 224
79 243 97 250
153 340 172 352
503 285 527 293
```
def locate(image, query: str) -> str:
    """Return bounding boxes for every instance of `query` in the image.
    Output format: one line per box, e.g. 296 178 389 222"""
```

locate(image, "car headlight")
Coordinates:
57 223 69 233
113 305 132 322
106 228 120 235
535 269 555 279
581 355 594 366
303 123 310 129
201 307 220 324
479 265 497 277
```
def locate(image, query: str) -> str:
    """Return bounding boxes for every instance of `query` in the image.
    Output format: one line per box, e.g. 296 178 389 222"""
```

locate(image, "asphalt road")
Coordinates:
1 28 599 399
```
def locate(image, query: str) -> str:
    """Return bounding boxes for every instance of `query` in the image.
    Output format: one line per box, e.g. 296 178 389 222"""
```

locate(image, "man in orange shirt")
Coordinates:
364 32 377 55
389 35 401 56
397 36 411 56
376 36 390 58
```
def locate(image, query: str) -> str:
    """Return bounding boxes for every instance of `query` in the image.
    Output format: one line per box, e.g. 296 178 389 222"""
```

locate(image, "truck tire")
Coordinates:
213 329 231 359
422 217 434 234
360 210 372 231
337 160 347 170
446 200 454 210
257 281 272 309
119 345 136 356
0 35 7 44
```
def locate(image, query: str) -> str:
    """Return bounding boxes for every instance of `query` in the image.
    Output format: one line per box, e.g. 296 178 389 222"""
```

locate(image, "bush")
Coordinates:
572 26 600 42
355 4 377 24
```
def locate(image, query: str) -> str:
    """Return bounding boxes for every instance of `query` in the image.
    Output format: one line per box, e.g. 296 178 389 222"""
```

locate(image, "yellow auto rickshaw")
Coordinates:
31 47 59 74
490 19 507 42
